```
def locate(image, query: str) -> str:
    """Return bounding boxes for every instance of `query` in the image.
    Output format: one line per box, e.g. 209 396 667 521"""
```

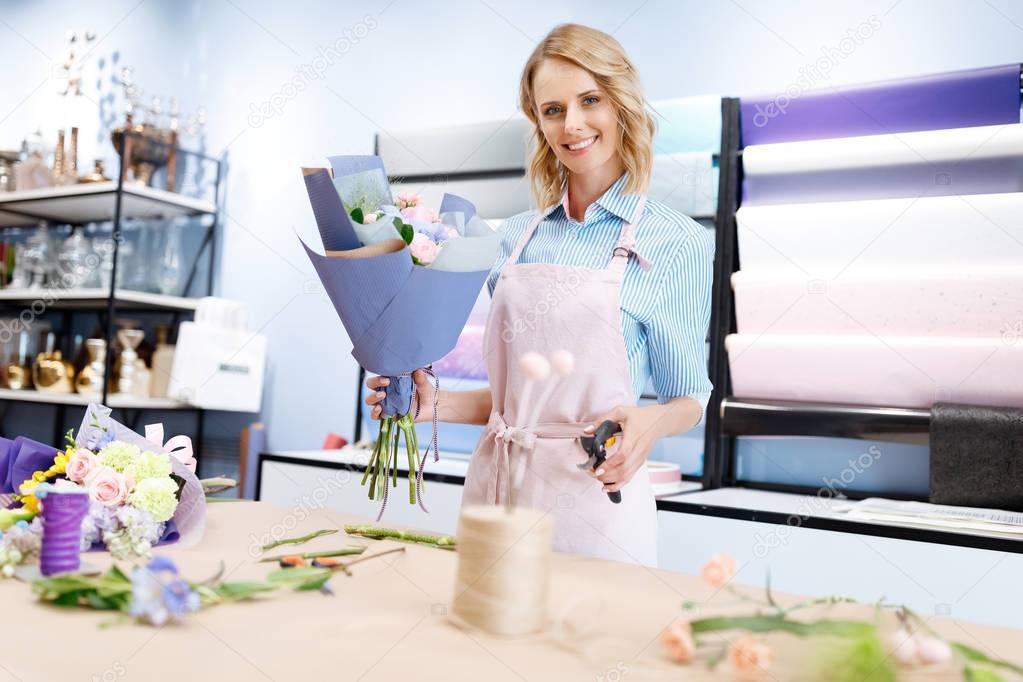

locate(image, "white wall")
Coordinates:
1 0 1020 450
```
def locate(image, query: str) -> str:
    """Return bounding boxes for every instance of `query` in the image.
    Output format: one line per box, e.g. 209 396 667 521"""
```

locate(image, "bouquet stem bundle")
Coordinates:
361 412 421 505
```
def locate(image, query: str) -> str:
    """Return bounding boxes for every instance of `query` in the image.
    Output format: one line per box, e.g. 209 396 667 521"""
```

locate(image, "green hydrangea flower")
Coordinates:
128 477 179 522
98 442 141 473
124 451 173 482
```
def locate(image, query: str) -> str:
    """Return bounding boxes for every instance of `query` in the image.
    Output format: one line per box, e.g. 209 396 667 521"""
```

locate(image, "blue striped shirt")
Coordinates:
487 173 714 427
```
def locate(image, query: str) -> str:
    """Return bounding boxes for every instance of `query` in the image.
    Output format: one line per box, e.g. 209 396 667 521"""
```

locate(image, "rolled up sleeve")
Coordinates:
645 232 714 428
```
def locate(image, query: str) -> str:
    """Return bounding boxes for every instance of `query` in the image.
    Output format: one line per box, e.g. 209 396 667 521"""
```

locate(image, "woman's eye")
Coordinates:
544 106 562 116
584 96 599 105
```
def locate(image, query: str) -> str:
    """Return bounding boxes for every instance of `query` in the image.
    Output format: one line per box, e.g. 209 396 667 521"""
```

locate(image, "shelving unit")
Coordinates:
0 130 223 445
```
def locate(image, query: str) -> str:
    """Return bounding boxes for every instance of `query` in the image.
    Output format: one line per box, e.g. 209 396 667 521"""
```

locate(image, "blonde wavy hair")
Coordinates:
519 23 656 210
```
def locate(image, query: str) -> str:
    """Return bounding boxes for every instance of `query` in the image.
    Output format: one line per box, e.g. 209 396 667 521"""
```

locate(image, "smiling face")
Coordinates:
531 57 621 177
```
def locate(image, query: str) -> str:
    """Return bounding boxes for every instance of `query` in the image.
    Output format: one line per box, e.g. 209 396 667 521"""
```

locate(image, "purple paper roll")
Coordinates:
2 437 58 494
39 490 90 576
741 63 1022 145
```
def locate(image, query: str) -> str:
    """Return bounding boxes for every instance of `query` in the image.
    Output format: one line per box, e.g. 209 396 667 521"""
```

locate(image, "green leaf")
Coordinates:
690 615 874 638
267 566 332 591
351 207 364 224
212 582 280 602
965 666 1005 682
952 643 1023 676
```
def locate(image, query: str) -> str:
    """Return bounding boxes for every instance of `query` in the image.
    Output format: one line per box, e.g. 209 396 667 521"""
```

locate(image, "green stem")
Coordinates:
391 416 400 488
344 524 456 550
404 419 417 504
259 547 366 563
261 528 338 551
368 417 390 499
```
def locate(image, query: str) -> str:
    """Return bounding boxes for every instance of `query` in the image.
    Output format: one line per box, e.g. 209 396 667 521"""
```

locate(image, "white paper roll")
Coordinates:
743 123 1023 205
736 192 1023 278
648 152 718 217
726 333 1023 409
732 269 1023 337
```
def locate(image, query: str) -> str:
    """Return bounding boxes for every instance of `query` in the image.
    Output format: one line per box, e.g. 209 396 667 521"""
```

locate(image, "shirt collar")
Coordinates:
542 172 642 223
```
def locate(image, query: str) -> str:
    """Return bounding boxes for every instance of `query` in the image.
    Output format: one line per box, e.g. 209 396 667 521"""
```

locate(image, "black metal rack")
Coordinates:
0 130 223 446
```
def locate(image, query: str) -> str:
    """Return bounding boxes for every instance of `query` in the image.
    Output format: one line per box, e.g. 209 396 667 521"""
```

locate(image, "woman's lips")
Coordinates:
562 135 598 155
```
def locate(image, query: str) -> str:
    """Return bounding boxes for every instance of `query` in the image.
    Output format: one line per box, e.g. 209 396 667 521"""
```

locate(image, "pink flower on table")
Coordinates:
409 233 440 265
396 191 420 209
88 467 133 507
660 619 696 663
701 552 737 588
66 448 100 484
728 634 772 681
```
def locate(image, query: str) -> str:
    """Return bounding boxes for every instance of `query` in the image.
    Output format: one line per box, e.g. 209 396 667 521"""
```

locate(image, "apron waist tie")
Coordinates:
484 412 590 504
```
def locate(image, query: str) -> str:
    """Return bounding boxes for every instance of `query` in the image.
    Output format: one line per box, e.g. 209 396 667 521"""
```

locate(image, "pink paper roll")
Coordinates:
726 334 1023 408
732 270 1023 337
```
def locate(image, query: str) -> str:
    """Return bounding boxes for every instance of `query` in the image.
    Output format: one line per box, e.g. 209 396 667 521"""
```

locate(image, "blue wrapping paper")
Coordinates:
301 155 496 417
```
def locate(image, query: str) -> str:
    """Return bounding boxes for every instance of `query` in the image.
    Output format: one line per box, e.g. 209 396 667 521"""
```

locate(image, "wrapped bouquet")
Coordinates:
300 155 499 517
0 403 205 573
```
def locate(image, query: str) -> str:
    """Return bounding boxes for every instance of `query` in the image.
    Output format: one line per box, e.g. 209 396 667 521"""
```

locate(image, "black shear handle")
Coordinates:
584 420 623 504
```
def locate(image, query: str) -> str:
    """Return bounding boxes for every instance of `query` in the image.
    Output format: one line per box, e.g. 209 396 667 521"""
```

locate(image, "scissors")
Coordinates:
577 419 623 504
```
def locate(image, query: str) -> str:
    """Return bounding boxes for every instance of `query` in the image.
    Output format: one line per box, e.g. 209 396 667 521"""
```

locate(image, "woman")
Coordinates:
365 23 713 567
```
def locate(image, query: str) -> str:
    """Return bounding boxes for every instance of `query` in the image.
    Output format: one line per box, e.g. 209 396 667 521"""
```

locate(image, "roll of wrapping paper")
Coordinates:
741 63 1022 145
39 489 90 576
735 192 1023 278
651 95 723 154
725 334 1023 409
648 151 718 217
742 124 1023 205
732 269 1023 337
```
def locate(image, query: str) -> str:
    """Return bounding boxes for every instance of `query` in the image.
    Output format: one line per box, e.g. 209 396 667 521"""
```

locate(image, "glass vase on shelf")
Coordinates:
114 219 146 292
56 226 91 290
158 219 182 295
20 223 53 290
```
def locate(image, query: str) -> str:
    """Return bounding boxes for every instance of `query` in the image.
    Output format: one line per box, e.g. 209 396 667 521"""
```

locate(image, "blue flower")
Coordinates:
162 579 200 618
146 556 178 575
128 557 199 625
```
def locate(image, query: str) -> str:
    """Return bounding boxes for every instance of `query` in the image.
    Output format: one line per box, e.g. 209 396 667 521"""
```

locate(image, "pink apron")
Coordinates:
462 197 659 567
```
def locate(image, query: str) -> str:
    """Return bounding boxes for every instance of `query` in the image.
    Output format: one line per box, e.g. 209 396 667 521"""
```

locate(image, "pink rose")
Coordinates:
362 211 378 224
88 467 133 507
442 226 459 240
66 448 99 484
728 634 772 681
661 619 695 663
401 205 435 224
701 552 737 588
409 233 440 265
397 191 420 209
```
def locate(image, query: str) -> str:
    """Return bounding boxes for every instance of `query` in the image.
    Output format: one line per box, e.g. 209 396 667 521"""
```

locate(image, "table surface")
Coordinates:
1 500 1020 682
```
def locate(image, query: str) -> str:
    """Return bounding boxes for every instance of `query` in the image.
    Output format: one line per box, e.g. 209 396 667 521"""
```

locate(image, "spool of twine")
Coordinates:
39 490 90 576
451 505 554 636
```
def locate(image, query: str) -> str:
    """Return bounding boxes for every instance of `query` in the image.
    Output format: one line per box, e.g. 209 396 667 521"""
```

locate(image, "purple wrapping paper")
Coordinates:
741 63 1022 145
39 490 89 575
301 155 492 416
1 436 59 494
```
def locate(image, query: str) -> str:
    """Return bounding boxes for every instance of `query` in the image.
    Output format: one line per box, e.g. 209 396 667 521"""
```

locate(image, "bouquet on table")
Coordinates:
0 403 205 573
300 156 500 517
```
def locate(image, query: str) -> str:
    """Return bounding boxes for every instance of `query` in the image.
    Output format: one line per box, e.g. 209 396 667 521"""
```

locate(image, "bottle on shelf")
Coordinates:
150 324 175 399
76 338 106 398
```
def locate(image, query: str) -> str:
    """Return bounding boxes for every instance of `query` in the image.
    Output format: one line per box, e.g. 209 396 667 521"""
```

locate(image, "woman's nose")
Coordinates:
563 104 585 133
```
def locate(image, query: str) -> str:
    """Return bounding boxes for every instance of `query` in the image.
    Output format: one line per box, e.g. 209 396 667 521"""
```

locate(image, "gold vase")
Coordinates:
33 349 74 393
75 338 106 397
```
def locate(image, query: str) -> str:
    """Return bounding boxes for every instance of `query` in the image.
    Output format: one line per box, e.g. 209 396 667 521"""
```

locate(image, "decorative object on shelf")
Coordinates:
36 484 90 576
116 328 144 395
0 149 18 192
77 159 109 184
75 338 106 397
13 130 52 191
149 324 174 399
32 332 74 394
56 225 91 288
130 359 150 400
300 156 499 519
1 329 33 390
20 224 53 289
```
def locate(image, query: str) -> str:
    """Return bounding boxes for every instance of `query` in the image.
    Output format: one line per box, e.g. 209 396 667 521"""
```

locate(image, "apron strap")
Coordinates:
506 208 549 265
609 195 651 274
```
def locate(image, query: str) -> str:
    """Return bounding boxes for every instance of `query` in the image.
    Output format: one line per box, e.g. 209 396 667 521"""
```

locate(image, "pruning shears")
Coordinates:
577 420 623 504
